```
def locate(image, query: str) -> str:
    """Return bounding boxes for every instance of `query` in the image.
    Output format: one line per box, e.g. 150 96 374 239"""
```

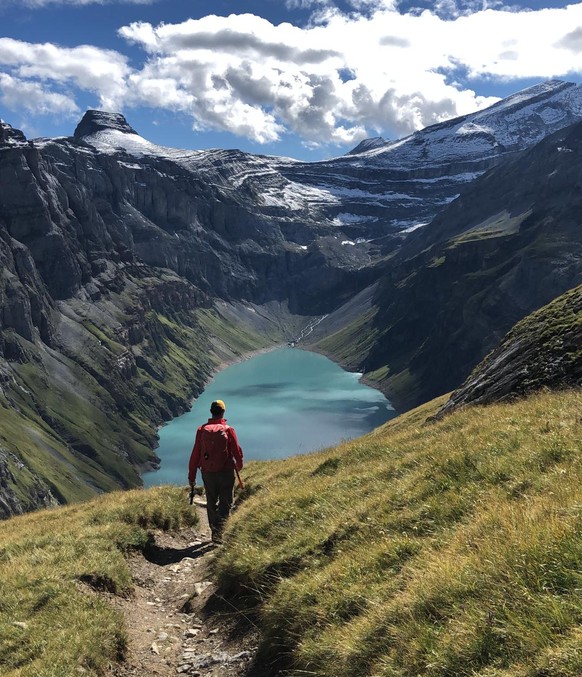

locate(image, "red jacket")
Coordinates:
188 417 243 482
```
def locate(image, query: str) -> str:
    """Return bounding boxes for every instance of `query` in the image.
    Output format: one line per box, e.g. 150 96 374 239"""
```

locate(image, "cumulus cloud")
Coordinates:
0 38 131 109
113 4 582 146
556 26 582 53
116 9 496 144
0 72 79 115
5 2 582 148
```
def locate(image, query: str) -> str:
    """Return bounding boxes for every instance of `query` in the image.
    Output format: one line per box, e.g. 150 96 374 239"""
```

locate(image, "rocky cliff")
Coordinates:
437 284 582 416
311 118 582 410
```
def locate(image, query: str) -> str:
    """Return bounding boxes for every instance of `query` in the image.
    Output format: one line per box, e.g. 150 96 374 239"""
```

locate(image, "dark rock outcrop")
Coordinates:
437 284 582 416
74 110 139 139
0 120 27 146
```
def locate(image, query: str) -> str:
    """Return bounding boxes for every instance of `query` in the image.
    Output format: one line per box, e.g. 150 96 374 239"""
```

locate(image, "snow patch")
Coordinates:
332 212 378 225
401 222 429 233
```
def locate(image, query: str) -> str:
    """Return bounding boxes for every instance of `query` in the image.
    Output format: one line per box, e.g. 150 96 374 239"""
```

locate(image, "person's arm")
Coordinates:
227 427 243 470
188 428 203 483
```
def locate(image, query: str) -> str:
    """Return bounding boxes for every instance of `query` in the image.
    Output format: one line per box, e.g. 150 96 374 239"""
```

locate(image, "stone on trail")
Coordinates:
229 651 252 662
193 581 212 596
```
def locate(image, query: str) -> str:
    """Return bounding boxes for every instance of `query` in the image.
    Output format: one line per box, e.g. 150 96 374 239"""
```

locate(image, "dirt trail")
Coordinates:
108 498 259 677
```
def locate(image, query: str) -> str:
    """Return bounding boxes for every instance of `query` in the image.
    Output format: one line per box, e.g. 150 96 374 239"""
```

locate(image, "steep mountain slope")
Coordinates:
0 109 379 517
275 80 582 237
312 118 582 410
438 284 582 416
0 118 310 517
69 80 582 248
2 80 582 517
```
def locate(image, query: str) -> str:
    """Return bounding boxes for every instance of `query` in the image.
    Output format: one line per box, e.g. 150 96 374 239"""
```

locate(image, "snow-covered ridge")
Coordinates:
347 80 582 167
29 81 582 236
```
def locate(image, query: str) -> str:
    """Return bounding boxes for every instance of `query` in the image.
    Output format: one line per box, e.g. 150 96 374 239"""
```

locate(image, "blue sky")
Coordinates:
1 0 582 160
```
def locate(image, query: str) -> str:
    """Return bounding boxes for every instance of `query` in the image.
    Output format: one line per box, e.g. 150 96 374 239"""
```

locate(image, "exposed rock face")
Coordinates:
73 110 139 138
311 118 582 411
437 285 582 416
0 120 27 146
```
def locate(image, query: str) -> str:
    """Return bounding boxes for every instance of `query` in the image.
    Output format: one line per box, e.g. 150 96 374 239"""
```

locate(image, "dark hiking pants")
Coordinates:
201 469 235 535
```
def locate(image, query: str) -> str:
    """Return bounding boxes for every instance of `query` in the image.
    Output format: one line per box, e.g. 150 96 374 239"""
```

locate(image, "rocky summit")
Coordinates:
1 80 582 516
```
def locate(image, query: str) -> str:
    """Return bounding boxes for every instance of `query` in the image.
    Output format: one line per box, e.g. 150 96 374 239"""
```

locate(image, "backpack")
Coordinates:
199 422 231 472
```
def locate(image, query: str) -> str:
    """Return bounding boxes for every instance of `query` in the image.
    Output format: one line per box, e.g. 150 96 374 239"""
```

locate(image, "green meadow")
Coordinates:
2 387 582 676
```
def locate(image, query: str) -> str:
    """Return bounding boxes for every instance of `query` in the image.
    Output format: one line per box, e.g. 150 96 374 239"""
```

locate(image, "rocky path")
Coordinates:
108 498 259 676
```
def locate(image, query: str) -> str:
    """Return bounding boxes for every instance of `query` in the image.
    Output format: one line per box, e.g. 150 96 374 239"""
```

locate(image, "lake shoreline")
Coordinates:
140 340 285 479
143 347 394 486
298 343 399 411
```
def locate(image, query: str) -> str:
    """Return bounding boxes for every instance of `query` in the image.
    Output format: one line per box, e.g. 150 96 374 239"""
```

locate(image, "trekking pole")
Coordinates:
235 468 244 491
189 483 195 505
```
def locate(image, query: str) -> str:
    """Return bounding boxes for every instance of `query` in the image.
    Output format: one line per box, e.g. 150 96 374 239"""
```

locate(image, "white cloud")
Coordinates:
0 38 130 109
4 3 582 148
116 9 499 145
0 72 79 115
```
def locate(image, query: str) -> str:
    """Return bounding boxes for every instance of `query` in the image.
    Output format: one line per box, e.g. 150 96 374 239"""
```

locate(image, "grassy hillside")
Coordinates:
216 388 582 677
4 387 582 677
0 486 195 676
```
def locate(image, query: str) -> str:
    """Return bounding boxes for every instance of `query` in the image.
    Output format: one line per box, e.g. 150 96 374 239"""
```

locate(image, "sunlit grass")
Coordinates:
0 486 197 676
216 389 582 676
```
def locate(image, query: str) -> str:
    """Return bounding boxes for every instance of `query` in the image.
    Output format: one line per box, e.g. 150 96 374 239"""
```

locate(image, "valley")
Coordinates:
1 80 582 517
0 71 582 677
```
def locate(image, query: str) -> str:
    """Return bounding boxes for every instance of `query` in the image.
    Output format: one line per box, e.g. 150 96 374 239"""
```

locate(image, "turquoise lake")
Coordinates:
143 347 395 487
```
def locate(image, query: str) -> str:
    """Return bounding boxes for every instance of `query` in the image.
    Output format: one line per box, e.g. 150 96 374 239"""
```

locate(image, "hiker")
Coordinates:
188 399 243 543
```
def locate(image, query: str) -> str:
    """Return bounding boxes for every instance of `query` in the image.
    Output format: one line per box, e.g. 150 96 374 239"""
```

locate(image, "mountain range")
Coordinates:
1 79 582 516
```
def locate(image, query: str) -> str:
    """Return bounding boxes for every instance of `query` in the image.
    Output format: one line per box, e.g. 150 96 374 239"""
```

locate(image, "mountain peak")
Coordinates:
347 136 387 155
0 120 27 146
73 110 138 139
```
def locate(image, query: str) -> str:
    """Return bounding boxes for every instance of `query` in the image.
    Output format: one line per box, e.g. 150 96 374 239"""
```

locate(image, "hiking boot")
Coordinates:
211 530 223 544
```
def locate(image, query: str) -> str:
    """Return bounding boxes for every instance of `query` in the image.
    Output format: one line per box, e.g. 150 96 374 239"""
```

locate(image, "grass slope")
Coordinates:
0 486 196 676
215 389 582 677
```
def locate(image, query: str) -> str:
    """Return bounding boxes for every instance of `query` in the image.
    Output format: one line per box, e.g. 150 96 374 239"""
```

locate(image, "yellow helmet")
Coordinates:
211 399 226 413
